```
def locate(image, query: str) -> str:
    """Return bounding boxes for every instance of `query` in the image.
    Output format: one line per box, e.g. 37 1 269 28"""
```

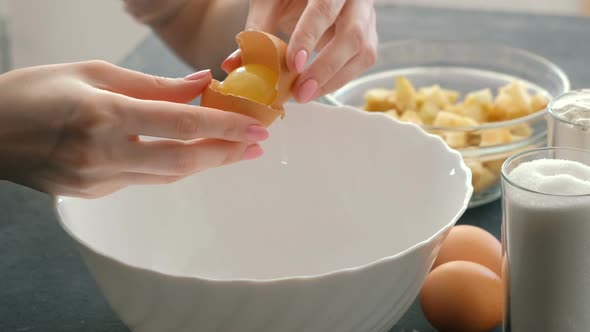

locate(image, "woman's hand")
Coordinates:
223 0 378 103
123 0 377 102
0 61 268 198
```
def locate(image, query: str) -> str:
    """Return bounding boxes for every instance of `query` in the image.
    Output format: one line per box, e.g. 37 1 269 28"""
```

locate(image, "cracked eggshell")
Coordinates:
200 30 298 127
201 80 285 127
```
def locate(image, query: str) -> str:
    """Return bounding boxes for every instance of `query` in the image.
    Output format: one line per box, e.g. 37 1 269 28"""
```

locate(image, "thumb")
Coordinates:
80 61 211 103
222 1 280 75
221 49 242 74
223 1 282 75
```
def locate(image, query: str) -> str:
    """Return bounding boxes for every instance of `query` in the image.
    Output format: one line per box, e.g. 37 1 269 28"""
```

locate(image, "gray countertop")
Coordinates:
2 4 590 332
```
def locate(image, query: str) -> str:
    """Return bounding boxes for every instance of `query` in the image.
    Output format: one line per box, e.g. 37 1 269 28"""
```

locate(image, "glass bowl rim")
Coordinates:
456 130 546 158
547 88 590 127
324 39 571 132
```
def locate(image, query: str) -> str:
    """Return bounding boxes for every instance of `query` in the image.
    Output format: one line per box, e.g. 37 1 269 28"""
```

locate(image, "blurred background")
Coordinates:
0 0 586 72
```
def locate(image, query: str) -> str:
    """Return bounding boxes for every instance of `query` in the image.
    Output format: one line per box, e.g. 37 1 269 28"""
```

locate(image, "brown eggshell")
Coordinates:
432 225 502 276
420 261 502 332
236 30 298 108
201 80 284 128
200 30 297 127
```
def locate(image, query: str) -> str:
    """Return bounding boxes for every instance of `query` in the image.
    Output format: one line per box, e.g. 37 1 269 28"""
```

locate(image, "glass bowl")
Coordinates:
324 40 570 208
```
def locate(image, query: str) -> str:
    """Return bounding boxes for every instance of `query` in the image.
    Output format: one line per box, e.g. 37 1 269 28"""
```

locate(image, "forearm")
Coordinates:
123 0 249 79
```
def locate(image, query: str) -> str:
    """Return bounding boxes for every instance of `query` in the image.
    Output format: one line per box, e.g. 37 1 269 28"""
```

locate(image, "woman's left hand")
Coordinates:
222 0 378 103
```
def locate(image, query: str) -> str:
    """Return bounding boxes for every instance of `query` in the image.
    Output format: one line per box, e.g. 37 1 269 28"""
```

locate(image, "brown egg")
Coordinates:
432 225 502 276
420 261 503 332
200 30 298 127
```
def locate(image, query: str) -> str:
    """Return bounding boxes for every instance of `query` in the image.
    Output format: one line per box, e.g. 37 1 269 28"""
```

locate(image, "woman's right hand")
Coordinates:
0 60 269 198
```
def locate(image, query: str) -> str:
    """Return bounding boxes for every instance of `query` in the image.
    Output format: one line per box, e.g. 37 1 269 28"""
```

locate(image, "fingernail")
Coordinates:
225 49 240 61
245 125 269 142
243 144 264 160
222 50 242 74
294 49 308 73
298 79 318 103
184 69 211 81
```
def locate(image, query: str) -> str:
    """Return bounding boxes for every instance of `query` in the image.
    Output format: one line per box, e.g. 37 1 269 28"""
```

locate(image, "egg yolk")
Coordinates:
219 64 278 105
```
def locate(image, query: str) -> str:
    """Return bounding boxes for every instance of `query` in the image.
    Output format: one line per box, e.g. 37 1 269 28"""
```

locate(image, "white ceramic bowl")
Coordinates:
54 102 472 332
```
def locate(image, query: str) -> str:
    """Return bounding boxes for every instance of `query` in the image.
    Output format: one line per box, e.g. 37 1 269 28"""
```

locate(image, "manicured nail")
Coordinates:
222 49 242 72
298 79 318 103
245 125 269 142
243 144 264 160
225 49 240 61
184 69 211 81
294 49 308 73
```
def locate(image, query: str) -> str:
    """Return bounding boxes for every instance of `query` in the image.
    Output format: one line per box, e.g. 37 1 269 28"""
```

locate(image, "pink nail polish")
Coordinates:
298 79 318 103
222 50 242 73
294 50 308 73
243 144 264 160
245 125 269 142
226 49 240 61
184 69 211 81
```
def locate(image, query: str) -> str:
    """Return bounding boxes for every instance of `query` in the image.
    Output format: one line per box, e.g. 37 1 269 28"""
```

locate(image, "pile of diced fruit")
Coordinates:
362 76 550 194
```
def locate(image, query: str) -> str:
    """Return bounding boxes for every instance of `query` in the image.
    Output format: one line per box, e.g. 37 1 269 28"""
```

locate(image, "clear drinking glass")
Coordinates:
548 89 590 150
501 147 590 331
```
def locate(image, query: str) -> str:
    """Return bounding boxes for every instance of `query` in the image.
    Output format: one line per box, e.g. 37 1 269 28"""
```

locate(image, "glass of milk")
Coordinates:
548 89 590 150
501 147 590 332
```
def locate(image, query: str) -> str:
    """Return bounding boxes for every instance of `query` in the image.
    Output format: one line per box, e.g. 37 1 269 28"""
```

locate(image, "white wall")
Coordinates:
377 0 582 15
0 0 8 72
2 0 584 71
7 0 148 69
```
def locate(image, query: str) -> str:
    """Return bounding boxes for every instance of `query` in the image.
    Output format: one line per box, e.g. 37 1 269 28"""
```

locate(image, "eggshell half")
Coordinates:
200 30 297 127
201 80 285 127
236 30 297 108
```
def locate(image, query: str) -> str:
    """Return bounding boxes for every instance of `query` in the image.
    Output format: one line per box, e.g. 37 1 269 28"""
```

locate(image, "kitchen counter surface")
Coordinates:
2 4 590 332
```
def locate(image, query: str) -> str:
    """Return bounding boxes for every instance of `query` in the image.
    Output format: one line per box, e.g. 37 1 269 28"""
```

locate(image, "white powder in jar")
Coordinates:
549 93 590 149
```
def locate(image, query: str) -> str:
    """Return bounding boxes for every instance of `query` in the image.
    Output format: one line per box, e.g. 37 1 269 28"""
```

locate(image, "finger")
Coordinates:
110 94 269 142
274 1 307 37
77 60 211 103
222 49 242 74
118 172 184 185
310 25 378 99
315 25 336 51
294 1 376 103
293 32 358 103
126 139 264 176
80 172 186 198
245 0 280 32
287 0 346 73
